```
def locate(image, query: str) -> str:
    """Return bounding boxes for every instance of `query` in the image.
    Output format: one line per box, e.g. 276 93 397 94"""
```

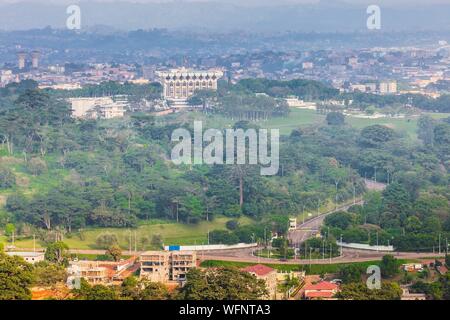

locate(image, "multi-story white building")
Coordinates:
0 70 17 87
69 96 128 119
156 68 223 107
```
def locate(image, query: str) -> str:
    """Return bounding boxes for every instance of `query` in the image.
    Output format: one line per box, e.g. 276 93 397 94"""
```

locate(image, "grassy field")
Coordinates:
200 259 411 275
0 216 254 251
163 108 449 137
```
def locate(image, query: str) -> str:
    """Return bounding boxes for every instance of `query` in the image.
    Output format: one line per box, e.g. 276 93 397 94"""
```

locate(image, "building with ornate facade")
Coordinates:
156 68 223 107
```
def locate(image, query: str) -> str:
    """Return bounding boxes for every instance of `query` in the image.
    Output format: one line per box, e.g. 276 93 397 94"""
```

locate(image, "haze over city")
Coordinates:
0 0 450 31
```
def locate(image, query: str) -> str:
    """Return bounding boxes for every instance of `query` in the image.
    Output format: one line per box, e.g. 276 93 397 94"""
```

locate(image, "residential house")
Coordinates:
303 281 339 300
241 264 278 300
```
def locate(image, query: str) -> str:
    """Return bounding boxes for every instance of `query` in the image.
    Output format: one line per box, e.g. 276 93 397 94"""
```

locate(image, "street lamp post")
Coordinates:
309 247 312 270
329 243 332 264
302 205 306 225
376 231 379 252
353 181 356 205
439 233 441 255
317 199 320 217
335 180 339 210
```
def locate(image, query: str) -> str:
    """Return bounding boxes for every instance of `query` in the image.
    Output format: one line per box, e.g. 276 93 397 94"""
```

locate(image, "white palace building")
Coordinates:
156 67 223 107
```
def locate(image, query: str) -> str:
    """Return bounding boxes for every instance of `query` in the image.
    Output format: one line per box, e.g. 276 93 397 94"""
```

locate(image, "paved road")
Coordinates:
201 248 445 265
287 200 364 245
288 179 386 246
66 247 445 265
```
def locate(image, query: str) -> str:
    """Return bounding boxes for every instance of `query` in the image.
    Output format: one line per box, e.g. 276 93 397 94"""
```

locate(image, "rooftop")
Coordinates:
305 291 336 299
6 251 45 257
304 281 338 291
241 264 275 277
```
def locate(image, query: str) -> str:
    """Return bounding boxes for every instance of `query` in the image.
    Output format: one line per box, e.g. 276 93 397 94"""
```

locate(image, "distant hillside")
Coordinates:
0 1 450 32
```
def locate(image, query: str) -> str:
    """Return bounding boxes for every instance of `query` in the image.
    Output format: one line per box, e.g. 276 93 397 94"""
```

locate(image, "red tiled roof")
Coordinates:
304 281 338 291
305 291 336 299
242 264 275 276
437 265 448 274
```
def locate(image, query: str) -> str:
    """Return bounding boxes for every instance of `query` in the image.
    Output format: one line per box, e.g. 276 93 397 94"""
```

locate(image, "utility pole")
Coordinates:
302 205 305 224
305 241 307 260
309 247 312 270
33 234 36 253
322 241 325 260
340 234 343 256
134 231 137 253
128 230 132 255
376 231 379 252
264 228 266 248
439 233 441 255
329 243 332 264
353 181 356 205
317 199 320 217
335 180 339 210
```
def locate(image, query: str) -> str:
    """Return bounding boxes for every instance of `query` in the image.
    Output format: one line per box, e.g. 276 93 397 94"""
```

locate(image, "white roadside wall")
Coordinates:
164 243 258 251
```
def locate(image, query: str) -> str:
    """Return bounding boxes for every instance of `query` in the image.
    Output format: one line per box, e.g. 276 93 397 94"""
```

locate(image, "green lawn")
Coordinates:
343 113 448 140
0 216 254 251
163 108 449 137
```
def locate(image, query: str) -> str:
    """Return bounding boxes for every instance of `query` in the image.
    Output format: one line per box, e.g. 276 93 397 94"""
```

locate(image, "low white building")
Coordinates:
6 251 45 264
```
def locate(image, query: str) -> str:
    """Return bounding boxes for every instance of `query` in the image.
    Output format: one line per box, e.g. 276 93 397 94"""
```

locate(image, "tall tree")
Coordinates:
0 253 34 300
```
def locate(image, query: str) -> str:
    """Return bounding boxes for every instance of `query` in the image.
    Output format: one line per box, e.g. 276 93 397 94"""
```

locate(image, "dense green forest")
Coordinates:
0 79 448 251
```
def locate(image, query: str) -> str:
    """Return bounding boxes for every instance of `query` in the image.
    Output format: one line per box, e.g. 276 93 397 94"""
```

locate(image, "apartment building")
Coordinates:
139 250 197 283
67 257 138 286
68 261 110 285
69 96 128 119
241 264 278 300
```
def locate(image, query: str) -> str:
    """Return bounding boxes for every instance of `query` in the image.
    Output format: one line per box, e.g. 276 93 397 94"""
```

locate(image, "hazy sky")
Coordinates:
1 0 449 32
1 0 450 5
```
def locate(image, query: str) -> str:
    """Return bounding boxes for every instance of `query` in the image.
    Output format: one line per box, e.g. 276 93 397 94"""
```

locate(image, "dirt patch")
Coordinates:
15 174 30 187
0 156 24 166
0 195 6 206
31 285 71 300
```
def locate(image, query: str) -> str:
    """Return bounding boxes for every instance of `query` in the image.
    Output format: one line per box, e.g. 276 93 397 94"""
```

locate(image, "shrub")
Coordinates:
226 220 240 231
95 232 118 249
0 166 15 189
